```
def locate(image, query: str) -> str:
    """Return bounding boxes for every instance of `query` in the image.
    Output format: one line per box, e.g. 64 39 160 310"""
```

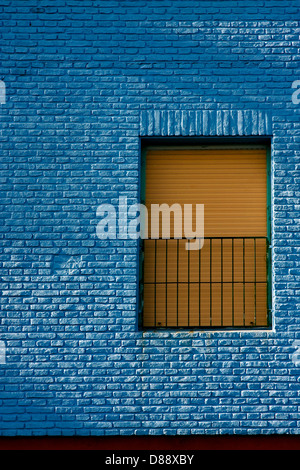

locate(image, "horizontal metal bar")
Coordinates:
144 281 268 285
146 237 268 240
143 326 271 331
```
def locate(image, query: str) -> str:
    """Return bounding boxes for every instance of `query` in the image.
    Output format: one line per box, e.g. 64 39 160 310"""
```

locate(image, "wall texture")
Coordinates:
0 0 300 436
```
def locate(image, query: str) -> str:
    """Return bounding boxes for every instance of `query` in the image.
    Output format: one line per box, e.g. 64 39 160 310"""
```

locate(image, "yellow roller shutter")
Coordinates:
142 147 268 329
145 148 267 238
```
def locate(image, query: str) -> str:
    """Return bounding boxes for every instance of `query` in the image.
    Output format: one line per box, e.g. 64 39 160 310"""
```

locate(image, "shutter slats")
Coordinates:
143 148 268 328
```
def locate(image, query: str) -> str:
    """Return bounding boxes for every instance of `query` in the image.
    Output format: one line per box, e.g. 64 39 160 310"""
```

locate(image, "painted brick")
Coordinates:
0 0 299 437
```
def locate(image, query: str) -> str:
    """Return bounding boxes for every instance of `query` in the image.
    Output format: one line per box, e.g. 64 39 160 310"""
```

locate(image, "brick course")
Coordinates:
0 0 300 435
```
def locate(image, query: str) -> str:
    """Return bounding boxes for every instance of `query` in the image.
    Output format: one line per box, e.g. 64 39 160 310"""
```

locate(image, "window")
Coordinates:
139 144 272 329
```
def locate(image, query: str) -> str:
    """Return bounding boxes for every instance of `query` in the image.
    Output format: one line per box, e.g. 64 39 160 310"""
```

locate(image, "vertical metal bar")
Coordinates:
177 239 179 328
266 237 269 326
232 238 234 327
140 240 144 330
166 239 168 328
221 238 223 327
188 242 190 327
210 238 212 327
154 239 157 328
199 239 201 327
243 238 246 327
254 238 257 327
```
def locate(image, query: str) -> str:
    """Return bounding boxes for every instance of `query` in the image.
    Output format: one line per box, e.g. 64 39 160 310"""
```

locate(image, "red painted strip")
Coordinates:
0 436 300 451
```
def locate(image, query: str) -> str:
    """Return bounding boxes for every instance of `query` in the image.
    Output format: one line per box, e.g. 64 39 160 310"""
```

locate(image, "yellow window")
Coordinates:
141 147 270 329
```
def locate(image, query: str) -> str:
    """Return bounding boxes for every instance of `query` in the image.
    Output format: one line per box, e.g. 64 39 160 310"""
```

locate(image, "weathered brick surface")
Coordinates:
0 0 299 435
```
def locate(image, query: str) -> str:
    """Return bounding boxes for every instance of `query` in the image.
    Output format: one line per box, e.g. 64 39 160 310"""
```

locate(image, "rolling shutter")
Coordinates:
143 148 268 328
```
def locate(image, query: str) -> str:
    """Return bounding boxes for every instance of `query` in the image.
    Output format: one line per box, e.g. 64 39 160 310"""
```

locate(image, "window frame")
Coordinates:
138 137 272 331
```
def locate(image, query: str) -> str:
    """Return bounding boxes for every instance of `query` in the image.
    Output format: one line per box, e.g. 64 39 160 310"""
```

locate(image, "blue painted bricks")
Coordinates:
0 0 300 436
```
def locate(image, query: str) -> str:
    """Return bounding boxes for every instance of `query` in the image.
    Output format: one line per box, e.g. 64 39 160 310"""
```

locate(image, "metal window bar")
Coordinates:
232 238 234 327
142 237 270 329
254 237 257 326
199 243 201 328
221 238 223 327
154 239 157 328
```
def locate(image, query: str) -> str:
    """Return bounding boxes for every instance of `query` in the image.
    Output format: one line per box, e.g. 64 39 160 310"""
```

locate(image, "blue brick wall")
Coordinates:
0 0 300 436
